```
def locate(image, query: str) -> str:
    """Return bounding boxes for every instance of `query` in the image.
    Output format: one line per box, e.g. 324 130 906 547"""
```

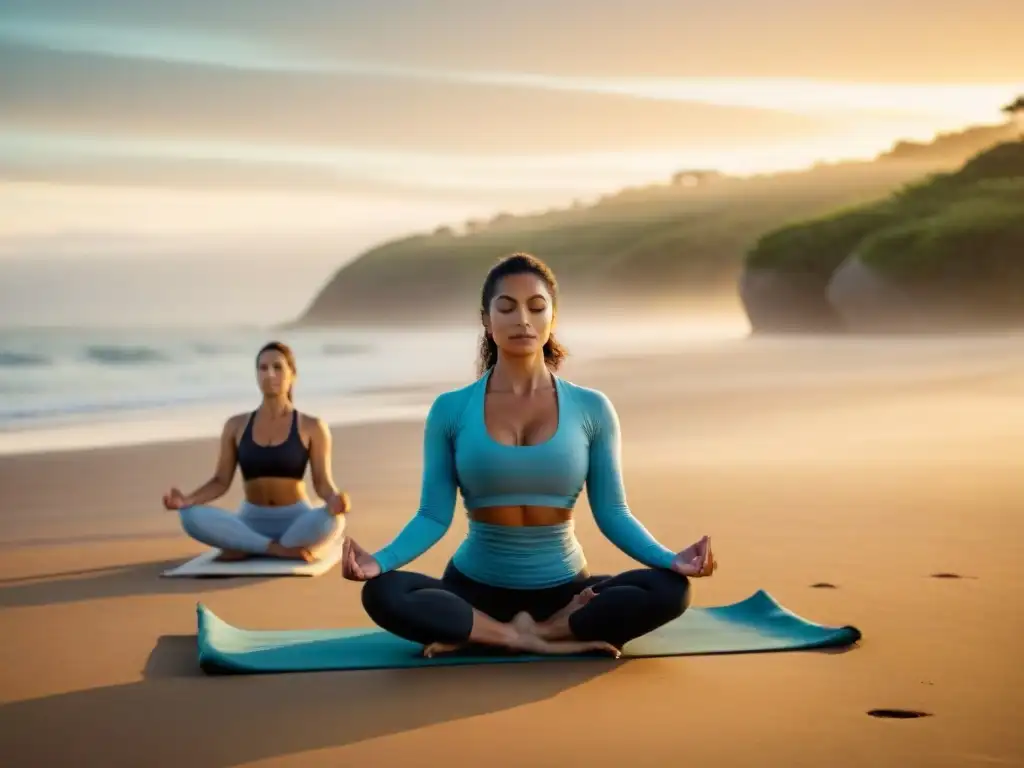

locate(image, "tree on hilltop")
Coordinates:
1003 96 1024 137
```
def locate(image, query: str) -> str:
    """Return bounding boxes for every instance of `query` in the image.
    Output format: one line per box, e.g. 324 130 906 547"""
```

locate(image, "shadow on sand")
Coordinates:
0 558 269 608
0 633 615 767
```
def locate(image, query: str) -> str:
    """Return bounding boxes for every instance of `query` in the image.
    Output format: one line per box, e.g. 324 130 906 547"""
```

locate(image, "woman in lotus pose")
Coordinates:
342 254 716 657
163 341 349 562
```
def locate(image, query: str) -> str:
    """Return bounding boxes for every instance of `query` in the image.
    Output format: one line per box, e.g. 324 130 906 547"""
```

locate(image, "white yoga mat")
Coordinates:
161 533 345 578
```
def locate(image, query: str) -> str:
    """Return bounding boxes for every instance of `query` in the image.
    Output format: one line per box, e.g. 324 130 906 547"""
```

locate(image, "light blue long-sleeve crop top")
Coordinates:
371 370 677 578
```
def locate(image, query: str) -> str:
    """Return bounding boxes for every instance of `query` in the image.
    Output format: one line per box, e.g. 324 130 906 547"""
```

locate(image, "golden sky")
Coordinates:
1 0 1021 238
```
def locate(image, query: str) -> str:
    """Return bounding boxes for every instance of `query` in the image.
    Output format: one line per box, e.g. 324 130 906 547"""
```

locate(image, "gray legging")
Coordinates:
178 499 342 554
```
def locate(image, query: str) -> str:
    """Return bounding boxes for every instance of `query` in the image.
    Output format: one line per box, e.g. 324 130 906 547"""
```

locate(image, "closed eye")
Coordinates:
495 293 548 313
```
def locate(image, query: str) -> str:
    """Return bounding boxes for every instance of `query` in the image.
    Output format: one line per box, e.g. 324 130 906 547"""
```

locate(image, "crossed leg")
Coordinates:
522 568 692 649
179 503 342 561
360 567 621 657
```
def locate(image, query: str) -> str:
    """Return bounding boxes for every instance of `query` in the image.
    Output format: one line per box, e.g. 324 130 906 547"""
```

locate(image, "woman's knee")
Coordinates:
280 507 343 548
310 507 344 541
646 569 692 619
360 571 403 622
361 570 472 645
177 505 209 538
324 509 345 537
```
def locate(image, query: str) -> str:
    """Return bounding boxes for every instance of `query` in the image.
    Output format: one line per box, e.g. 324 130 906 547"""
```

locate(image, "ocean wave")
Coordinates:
0 390 219 424
192 342 243 356
0 351 52 367
84 345 171 365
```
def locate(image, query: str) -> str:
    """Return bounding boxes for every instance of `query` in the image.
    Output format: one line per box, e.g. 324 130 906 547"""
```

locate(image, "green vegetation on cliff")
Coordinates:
859 181 1024 286
745 140 1024 292
744 201 895 278
298 121 1018 326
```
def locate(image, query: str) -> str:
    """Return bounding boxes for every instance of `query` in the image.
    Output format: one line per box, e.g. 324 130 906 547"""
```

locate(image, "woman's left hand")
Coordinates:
327 491 350 517
671 535 717 578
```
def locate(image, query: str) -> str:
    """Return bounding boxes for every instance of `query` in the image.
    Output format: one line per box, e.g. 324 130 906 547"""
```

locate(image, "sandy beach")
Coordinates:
1 334 1022 767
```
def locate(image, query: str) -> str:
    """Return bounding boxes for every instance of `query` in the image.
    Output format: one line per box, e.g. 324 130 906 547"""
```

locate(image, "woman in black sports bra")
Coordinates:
161 341 350 562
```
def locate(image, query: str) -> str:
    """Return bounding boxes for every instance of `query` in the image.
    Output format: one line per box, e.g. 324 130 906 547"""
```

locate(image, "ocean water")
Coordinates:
0 324 469 454
0 319 748 455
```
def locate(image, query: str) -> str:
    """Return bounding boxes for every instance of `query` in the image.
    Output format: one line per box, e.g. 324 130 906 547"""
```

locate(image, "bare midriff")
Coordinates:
243 478 309 507
469 505 573 527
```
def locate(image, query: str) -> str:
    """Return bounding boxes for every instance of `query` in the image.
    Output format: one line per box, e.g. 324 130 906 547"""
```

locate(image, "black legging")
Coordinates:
361 560 691 650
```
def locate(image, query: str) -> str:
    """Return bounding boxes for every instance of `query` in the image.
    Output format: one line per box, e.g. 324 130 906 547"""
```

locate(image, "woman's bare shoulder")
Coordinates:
297 411 330 441
222 412 251 439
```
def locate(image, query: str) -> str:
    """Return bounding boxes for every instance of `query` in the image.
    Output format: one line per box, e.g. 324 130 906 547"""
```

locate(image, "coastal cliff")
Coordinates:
294 121 1019 328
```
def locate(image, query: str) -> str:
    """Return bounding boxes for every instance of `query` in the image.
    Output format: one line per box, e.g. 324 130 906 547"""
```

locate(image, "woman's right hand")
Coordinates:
162 487 188 510
341 537 382 581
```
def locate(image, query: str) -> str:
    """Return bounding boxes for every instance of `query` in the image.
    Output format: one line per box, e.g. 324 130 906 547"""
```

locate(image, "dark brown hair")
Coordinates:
477 253 568 376
256 341 297 402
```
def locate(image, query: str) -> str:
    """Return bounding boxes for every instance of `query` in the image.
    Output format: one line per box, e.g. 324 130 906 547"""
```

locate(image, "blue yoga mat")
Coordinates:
196 590 861 674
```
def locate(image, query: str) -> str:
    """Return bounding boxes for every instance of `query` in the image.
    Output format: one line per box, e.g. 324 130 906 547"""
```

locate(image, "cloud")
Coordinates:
4 0 1023 80
2 15 1019 116
0 129 838 197
1 3 1020 192
3 38 838 157
0 16 331 72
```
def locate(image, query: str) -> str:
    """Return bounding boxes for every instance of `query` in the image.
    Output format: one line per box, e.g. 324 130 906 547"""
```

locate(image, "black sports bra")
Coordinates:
236 410 310 481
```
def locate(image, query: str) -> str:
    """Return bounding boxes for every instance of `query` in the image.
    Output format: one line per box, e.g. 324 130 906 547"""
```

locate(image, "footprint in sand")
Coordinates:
867 709 933 719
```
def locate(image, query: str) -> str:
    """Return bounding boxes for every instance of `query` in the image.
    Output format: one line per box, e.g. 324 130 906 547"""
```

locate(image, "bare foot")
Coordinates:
424 612 620 660
215 549 251 562
511 611 539 636
526 586 599 641
513 631 620 658
266 542 316 562
567 586 598 611
422 642 466 658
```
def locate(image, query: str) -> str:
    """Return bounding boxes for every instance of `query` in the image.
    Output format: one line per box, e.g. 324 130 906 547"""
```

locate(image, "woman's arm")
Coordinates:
307 416 349 512
584 391 677 569
180 416 241 506
372 394 459 573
